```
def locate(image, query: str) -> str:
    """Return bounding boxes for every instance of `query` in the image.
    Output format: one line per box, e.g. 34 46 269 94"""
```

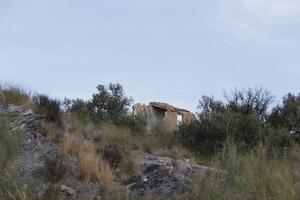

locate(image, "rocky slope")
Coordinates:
123 153 226 195
0 96 225 199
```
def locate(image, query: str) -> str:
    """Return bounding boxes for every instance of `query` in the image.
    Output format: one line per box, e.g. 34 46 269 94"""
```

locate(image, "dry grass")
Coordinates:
1 86 32 109
59 134 81 158
59 132 115 191
100 122 133 147
201 143 300 200
79 141 115 191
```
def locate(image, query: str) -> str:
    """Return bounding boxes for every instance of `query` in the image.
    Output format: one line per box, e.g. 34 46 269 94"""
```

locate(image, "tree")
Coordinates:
269 93 300 144
225 87 274 120
86 83 133 124
177 89 293 156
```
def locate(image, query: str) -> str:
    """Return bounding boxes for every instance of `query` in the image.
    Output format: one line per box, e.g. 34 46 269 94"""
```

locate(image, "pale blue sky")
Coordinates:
1 0 300 112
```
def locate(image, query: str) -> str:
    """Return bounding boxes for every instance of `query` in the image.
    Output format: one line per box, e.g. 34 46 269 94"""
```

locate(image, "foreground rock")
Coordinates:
11 109 59 184
4 106 105 200
123 153 225 195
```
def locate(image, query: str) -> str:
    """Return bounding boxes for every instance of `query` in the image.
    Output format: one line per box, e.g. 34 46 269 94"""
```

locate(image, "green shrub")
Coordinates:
151 125 177 149
262 126 295 154
121 115 148 135
177 90 295 156
177 112 265 156
63 98 89 122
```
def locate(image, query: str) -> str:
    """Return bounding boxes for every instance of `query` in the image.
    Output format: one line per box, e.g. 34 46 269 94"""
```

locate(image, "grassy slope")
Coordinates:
1 86 299 200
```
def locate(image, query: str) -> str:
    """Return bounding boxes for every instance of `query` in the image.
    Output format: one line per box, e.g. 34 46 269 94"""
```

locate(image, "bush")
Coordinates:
97 123 134 166
177 110 265 156
121 115 148 135
151 125 177 149
33 95 62 124
262 126 295 153
100 144 123 168
177 90 295 156
63 98 89 122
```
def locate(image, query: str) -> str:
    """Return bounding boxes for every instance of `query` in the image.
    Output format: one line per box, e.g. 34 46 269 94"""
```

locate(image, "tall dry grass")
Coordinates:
79 140 115 191
190 142 299 200
59 134 81 157
0 86 32 109
59 133 115 192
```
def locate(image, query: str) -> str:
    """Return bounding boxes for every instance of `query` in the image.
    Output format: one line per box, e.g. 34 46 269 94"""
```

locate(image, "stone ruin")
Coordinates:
133 102 197 130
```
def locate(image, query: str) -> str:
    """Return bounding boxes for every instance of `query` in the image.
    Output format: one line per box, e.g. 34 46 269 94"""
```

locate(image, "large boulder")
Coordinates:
122 153 225 195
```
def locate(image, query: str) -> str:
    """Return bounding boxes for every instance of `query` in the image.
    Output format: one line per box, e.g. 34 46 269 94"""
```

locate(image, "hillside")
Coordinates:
0 84 299 200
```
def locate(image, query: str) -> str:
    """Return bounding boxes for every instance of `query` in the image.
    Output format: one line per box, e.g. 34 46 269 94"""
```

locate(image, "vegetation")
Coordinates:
33 94 62 124
0 85 31 109
269 93 300 143
0 115 23 200
64 83 147 133
0 116 19 169
65 83 132 123
177 88 296 156
0 84 299 199
106 143 299 200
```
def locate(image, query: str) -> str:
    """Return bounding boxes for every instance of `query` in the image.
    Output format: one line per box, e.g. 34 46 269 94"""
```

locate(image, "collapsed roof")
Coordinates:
149 102 191 113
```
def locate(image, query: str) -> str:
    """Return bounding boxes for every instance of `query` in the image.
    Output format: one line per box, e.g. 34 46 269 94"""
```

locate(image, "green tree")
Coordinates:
86 83 133 124
269 93 300 144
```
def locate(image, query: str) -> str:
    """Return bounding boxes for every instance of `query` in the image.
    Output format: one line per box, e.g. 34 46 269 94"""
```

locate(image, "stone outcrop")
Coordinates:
133 102 197 130
122 153 226 195
6 107 59 184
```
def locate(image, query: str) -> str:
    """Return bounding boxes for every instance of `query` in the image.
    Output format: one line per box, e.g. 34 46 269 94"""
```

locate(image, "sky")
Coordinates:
0 0 300 112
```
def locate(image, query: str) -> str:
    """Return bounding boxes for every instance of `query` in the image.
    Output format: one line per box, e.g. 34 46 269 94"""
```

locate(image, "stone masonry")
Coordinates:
133 102 197 130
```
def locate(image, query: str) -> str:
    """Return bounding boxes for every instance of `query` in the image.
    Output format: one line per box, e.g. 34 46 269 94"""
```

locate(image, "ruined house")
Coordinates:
133 102 197 130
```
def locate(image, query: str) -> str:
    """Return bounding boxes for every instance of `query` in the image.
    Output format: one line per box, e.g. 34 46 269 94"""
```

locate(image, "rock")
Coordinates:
12 111 59 184
122 153 225 195
23 109 33 116
7 105 24 113
60 185 76 196
37 183 51 198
